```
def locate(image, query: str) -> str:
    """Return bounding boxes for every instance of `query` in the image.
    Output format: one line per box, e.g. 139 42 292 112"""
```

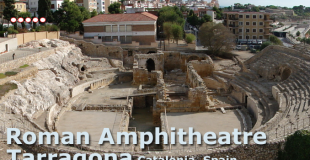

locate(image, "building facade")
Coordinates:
223 12 273 42
0 0 27 14
82 12 157 45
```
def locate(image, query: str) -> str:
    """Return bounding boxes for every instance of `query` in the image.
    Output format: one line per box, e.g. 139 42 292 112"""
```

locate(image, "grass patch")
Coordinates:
0 73 6 79
5 71 18 76
19 64 29 68
0 83 18 97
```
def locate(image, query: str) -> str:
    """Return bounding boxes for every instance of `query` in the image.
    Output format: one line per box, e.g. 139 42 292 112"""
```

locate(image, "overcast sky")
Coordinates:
219 0 310 7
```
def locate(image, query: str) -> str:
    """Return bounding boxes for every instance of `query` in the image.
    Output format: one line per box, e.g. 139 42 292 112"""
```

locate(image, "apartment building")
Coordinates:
82 12 157 45
223 12 273 42
0 0 27 14
76 0 97 11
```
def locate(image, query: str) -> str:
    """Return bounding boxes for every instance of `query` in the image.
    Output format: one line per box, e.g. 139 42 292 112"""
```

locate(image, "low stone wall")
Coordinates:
8 31 60 45
0 49 55 73
0 66 38 85
60 37 123 59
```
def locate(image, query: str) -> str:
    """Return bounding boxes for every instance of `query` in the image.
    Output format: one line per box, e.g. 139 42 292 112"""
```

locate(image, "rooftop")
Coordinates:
83 12 158 23
224 12 270 14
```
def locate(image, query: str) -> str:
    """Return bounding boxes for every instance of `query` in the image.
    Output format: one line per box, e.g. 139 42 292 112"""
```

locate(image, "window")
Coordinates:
104 36 112 41
253 22 256 25
51 4 55 9
239 36 242 39
120 36 126 43
126 25 132 32
259 36 263 39
259 29 264 32
259 15 263 19
112 36 118 41
253 15 257 19
128 50 133 56
106 26 111 32
259 22 263 25
246 29 250 32
102 2 104 5
253 36 257 39
246 36 250 39
246 15 250 18
239 29 242 32
246 22 250 25
119 25 125 32
239 22 243 26
253 29 257 32
126 36 132 43
239 15 243 18
112 25 118 32
98 36 102 39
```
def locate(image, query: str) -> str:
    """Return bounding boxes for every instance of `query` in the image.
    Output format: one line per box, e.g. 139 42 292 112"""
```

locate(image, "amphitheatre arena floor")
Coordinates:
164 111 243 150
57 111 133 150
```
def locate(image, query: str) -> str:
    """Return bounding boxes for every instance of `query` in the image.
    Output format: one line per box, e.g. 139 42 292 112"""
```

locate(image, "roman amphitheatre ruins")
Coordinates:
1 36 310 159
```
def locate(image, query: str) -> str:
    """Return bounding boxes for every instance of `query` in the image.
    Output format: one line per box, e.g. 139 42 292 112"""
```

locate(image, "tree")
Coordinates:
180 6 188 12
269 35 283 45
198 22 235 56
91 9 97 17
185 33 196 43
251 6 260 12
59 0 83 33
171 24 183 44
38 0 53 23
213 7 223 19
278 130 310 160
18 12 31 29
79 7 91 20
296 31 301 36
108 2 122 14
3 0 18 29
163 22 173 42
260 41 272 50
157 6 185 28
200 14 212 24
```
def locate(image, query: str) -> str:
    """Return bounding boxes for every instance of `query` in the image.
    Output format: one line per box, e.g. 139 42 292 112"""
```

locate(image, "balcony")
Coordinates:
229 24 239 28
229 17 239 21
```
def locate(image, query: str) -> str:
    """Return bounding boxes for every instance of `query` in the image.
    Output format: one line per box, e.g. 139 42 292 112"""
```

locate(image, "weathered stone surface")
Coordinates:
3 39 82 118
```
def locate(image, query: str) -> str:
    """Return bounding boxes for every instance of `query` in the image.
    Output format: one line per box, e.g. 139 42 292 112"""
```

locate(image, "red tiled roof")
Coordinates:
83 12 158 23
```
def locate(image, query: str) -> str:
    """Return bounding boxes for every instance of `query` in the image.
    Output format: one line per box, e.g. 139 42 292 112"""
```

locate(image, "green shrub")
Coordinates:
19 64 29 68
0 31 6 37
0 73 6 79
5 71 18 76
185 33 196 43
7 27 18 34
35 25 59 32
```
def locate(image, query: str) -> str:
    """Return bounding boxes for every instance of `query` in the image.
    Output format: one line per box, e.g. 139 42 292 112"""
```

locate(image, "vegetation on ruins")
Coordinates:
296 31 301 36
3 0 18 29
198 22 235 56
38 0 53 23
108 2 122 14
185 33 196 44
19 64 29 68
278 130 310 160
0 83 18 97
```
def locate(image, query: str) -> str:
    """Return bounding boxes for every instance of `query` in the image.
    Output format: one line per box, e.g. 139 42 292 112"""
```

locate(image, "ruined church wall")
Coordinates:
186 62 206 88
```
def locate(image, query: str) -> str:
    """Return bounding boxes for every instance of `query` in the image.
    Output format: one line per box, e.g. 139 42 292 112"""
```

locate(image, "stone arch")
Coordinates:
146 58 155 72
281 68 291 81
187 55 200 62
